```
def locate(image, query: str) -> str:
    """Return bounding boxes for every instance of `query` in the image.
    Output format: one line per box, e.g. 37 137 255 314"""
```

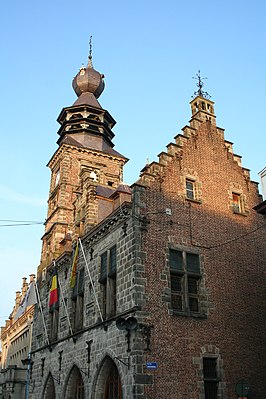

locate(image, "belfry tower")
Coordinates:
39 50 127 274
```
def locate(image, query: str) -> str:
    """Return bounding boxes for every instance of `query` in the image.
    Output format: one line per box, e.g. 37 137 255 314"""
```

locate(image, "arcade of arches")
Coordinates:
42 358 122 399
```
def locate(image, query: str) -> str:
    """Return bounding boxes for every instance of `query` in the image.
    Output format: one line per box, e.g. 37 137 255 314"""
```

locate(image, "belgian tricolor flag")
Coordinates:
49 270 59 312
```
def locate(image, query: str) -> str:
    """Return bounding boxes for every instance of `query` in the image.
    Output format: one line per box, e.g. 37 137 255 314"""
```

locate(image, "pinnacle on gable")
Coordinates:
180 126 196 138
149 161 164 175
158 151 174 166
166 142 183 156
174 133 189 146
233 154 242 167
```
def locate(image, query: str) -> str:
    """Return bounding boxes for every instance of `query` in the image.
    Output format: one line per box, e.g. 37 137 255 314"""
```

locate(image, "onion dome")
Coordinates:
72 55 105 99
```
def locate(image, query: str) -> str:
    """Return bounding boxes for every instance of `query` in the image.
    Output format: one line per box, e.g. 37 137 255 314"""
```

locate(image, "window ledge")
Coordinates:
233 210 248 217
185 198 202 204
171 310 207 320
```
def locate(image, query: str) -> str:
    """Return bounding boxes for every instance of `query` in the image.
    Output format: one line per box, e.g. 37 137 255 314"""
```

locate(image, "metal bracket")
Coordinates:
115 356 130 370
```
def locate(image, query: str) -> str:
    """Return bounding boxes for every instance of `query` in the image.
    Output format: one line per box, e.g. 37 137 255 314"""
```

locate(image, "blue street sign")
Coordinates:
146 362 158 370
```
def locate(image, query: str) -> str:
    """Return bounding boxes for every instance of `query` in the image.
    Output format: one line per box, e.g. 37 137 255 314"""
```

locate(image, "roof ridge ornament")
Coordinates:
192 70 211 99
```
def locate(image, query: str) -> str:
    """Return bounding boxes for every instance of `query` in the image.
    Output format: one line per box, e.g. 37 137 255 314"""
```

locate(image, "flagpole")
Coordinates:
78 238 104 323
54 261 74 336
25 320 33 399
34 281 50 346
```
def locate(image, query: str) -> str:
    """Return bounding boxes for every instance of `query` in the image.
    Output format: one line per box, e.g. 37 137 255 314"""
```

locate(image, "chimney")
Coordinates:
21 277 28 295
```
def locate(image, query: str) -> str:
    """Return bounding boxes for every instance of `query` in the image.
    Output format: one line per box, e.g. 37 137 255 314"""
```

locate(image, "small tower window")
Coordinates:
186 179 195 200
55 171 60 186
232 193 241 213
90 171 98 181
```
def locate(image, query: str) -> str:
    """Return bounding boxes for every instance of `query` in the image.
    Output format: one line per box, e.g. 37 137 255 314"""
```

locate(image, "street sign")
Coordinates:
146 362 158 370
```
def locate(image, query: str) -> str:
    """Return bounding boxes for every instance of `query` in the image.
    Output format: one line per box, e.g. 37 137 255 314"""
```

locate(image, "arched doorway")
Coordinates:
93 356 122 399
42 373 56 399
64 365 84 399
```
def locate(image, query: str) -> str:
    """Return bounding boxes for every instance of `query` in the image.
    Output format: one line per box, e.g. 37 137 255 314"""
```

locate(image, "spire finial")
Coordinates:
88 35 93 68
192 70 211 99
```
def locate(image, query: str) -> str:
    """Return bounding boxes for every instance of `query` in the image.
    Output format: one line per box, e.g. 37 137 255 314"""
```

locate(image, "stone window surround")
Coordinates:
194 345 226 399
231 191 247 215
183 171 202 203
229 184 248 216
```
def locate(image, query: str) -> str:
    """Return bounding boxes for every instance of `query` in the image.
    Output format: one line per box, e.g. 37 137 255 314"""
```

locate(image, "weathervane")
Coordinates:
192 70 211 99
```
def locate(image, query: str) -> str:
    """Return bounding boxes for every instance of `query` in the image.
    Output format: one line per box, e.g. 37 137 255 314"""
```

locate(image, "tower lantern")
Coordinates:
190 70 216 127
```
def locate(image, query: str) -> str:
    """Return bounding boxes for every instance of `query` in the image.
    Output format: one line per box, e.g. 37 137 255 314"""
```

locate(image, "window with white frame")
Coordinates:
186 178 195 200
185 176 202 202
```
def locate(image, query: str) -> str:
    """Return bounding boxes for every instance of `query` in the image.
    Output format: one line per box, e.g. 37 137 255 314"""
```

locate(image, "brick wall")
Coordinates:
133 118 266 399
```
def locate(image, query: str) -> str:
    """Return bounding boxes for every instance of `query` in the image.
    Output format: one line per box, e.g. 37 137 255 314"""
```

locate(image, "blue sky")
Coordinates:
0 0 265 325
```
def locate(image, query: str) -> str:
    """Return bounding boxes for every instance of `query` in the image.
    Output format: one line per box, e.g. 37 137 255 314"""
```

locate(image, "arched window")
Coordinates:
64 365 84 399
42 373 56 399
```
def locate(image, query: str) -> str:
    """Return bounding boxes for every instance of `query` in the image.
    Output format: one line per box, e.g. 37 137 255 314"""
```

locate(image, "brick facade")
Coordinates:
132 97 266 398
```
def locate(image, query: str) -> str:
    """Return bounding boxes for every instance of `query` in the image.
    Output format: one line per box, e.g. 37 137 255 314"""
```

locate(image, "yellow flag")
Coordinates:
70 243 78 288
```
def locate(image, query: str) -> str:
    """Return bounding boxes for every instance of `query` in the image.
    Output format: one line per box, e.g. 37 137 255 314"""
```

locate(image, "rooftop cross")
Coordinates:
192 70 211 99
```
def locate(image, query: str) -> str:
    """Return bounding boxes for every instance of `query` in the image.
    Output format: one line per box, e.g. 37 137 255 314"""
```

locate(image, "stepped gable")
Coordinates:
137 95 252 187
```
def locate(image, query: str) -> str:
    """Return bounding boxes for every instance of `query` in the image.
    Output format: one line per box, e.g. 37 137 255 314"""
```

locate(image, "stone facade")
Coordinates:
28 61 266 399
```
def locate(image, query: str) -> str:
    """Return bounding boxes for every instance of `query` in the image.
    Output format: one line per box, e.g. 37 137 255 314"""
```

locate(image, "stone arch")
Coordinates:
63 364 85 399
91 355 123 399
42 372 56 399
